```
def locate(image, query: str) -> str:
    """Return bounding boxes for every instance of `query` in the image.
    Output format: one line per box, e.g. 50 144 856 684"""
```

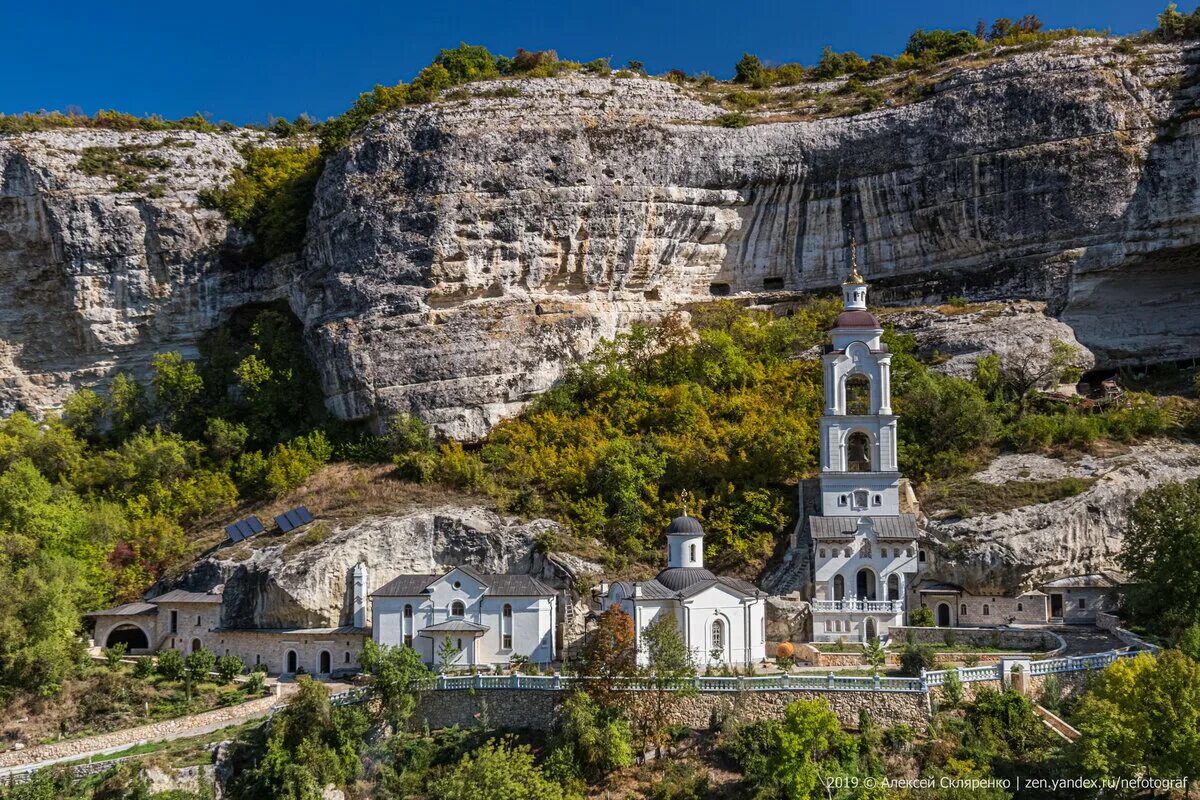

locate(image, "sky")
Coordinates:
0 0 1176 125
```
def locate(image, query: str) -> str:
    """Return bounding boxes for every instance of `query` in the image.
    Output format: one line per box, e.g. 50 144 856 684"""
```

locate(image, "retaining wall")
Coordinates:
410 687 928 731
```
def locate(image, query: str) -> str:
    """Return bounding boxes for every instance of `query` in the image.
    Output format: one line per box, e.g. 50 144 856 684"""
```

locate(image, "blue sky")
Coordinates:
0 0 1174 125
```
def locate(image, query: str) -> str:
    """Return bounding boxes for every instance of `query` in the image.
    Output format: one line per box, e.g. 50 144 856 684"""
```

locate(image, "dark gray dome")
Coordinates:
655 567 717 591
666 515 704 535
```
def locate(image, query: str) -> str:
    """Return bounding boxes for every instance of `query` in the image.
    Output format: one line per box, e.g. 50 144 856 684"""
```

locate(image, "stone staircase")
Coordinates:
764 539 812 597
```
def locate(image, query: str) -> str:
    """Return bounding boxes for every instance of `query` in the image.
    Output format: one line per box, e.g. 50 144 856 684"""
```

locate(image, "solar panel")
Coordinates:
226 515 265 543
275 506 314 533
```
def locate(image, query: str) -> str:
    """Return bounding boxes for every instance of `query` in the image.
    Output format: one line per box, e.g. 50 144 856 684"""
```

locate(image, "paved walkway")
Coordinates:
0 687 296 777
1051 625 1126 656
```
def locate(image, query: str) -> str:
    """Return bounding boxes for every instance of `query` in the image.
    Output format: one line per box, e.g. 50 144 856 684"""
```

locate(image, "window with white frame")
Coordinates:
502 604 513 649
711 619 725 652
450 601 465 617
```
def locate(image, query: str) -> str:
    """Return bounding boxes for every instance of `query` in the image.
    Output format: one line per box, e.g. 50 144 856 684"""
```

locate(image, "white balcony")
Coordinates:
812 599 904 614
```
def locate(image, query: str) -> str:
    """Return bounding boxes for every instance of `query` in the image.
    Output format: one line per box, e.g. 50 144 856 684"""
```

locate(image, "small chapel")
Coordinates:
807 249 923 643
597 512 767 667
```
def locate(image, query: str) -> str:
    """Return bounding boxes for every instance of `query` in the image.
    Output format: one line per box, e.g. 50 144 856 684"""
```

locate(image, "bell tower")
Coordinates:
817 242 900 517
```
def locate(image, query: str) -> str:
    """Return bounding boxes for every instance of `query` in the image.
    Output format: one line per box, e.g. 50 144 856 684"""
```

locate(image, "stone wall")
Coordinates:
208 629 368 676
409 687 928 731
889 626 1061 652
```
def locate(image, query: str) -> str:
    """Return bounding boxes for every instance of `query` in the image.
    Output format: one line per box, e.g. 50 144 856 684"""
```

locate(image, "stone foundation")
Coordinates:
409 687 928 732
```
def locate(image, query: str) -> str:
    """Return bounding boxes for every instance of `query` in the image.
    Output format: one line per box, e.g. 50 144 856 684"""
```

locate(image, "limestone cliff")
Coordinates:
922 439 1200 593
173 506 599 631
2 38 1200 436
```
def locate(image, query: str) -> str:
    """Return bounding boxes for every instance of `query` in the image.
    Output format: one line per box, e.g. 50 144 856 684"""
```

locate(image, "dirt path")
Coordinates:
0 686 296 776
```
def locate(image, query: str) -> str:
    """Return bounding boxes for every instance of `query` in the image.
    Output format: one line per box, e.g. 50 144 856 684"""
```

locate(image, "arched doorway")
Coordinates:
286 650 298 673
105 624 149 651
190 638 202 653
864 617 877 642
833 575 845 601
887 574 900 601
937 603 951 627
318 650 331 674
856 569 876 601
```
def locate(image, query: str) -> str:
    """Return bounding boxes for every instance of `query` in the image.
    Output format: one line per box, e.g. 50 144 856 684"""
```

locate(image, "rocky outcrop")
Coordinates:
0 129 282 412
3 39 1200 435
300 39 1200 436
176 506 599 630
922 439 1200 593
885 301 1095 381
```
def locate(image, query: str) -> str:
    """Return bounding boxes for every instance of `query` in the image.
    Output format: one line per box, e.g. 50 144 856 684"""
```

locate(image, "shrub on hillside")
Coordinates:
157 648 186 681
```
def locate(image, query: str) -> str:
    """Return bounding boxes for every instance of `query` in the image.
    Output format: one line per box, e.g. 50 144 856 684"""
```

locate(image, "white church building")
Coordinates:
598 515 767 667
371 565 558 668
808 257 922 643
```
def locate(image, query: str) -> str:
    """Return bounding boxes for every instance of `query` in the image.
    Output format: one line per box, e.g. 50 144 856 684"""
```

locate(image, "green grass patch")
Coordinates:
923 475 1097 518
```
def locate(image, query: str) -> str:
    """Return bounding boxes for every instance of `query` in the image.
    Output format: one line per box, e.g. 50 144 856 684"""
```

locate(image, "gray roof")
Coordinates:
213 626 370 636
85 602 158 617
608 573 760 601
152 589 223 604
372 568 556 598
419 620 489 634
1040 572 1128 589
656 567 716 591
810 514 918 540
666 516 705 534
916 581 964 594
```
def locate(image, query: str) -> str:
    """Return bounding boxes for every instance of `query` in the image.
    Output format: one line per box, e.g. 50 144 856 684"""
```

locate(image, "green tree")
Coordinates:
434 43 500 83
767 699 853 799
863 637 886 674
1120 477 1200 635
231 676 368 800
547 690 633 782
1073 650 1200 781
151 352 204 433
429 738 565 800
107 372 149 441
185 647 217 682
61 389 106 443
438 636 462 672
733 53 767 86
216 654 246 683
103 642 127 670
908 606 935 627
156 648 186 681
358 640 432 728
629 613 697 755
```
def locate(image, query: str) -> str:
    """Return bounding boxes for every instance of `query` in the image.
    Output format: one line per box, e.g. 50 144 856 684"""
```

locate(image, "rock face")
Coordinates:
301 40 1200 437
922 439 1200 593
176 506 599 630
885 301 1095 381
0 128 282 412
3 39 1200 435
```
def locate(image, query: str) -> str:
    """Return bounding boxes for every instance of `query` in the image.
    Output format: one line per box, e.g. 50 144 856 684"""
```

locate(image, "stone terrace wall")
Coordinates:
409 688 928 731
890 626 1062 652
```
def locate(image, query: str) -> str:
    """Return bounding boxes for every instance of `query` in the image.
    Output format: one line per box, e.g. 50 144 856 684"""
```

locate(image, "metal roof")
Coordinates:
371 568 555 598
810 514 918 540
609 573 760 601
419 620 489 634
655 567 716 591
152 589 223 604
834 310 881 329
85 602 158 617
213 626 370 636
1040 572 1128 589
916 581 964 594
666 516 705 535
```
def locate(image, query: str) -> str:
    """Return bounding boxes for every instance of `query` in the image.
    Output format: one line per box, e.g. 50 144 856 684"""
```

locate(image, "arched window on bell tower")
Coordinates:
847 432 872 472
845 374 871 415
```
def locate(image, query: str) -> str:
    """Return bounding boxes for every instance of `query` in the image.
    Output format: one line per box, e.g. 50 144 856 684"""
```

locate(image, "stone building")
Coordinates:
86 567 372 677
597 515 767 667
807 257 922 643
911 572 1127 627
371 565 557 668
